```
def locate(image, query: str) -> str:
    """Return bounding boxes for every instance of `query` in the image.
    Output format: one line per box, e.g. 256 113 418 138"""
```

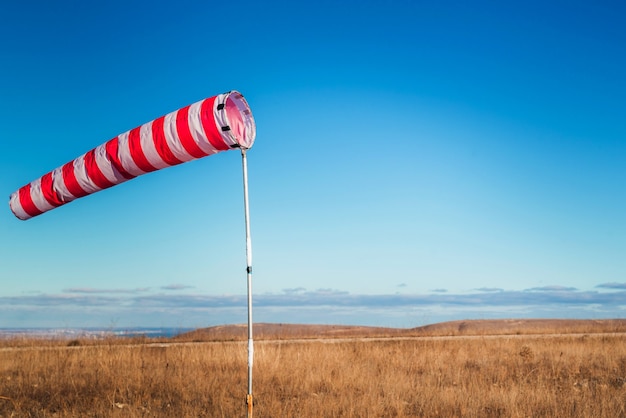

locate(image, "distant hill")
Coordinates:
176 318 626 342
412 318 626 336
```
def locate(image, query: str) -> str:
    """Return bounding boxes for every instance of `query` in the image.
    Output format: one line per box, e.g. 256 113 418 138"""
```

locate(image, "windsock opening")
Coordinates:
219 91 256 150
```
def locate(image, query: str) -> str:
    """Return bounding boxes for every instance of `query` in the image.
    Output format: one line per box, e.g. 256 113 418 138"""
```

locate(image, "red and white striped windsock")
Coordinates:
9 90 256 220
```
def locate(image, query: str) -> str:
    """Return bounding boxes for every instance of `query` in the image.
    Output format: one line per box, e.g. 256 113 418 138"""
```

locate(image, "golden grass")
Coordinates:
1 322 625 417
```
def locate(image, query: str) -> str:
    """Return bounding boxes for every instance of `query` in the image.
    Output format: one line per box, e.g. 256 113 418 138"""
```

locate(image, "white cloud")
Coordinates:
63 287 151 294
525 285 578 292
596 282 626 290
2 284 625 328
161 284 194 291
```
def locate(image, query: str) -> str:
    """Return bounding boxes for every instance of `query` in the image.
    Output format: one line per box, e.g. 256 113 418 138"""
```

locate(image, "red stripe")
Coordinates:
200 97 230 151
152 116 183 165
176 105 208 159
62 161 89 198
105 138 134 180
18 184 43 218
40 172 64 206
128 126 158 172
83 149 115 189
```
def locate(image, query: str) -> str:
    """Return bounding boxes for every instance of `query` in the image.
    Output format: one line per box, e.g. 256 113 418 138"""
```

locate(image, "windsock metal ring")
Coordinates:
9 90 256 220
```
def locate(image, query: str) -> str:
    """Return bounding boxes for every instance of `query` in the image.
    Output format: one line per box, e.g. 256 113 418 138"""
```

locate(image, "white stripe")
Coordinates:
95 143 127 185
9 191 30 220
116 131 147 177
163 111 194 163
29 178 56 213
52 166 77 204
73 154 102 195
140 122 170 170
188 99 219 156
214 93 237 147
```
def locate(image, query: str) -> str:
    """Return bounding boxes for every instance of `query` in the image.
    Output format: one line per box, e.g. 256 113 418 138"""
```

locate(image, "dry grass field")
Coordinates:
1 319 625 417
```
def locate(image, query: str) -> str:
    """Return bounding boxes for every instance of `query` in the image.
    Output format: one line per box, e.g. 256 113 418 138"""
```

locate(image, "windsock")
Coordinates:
9 91 255 220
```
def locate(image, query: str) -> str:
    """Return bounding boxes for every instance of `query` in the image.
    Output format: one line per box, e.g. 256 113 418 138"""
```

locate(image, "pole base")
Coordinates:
246 393 253 417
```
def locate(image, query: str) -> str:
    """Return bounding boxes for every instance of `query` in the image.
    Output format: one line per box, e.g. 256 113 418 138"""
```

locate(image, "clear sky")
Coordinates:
1 0 624 329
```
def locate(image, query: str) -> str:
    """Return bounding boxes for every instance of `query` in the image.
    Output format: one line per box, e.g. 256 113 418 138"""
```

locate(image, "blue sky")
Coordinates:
1 0 624 329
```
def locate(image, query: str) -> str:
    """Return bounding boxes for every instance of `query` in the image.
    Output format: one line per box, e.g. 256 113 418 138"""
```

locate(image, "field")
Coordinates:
1 319 625 417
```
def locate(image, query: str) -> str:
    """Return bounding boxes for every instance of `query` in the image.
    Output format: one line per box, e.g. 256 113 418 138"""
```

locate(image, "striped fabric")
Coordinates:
9 91 255 220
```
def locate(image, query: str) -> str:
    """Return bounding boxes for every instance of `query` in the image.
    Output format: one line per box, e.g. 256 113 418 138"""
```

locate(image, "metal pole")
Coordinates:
241 148 254 418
